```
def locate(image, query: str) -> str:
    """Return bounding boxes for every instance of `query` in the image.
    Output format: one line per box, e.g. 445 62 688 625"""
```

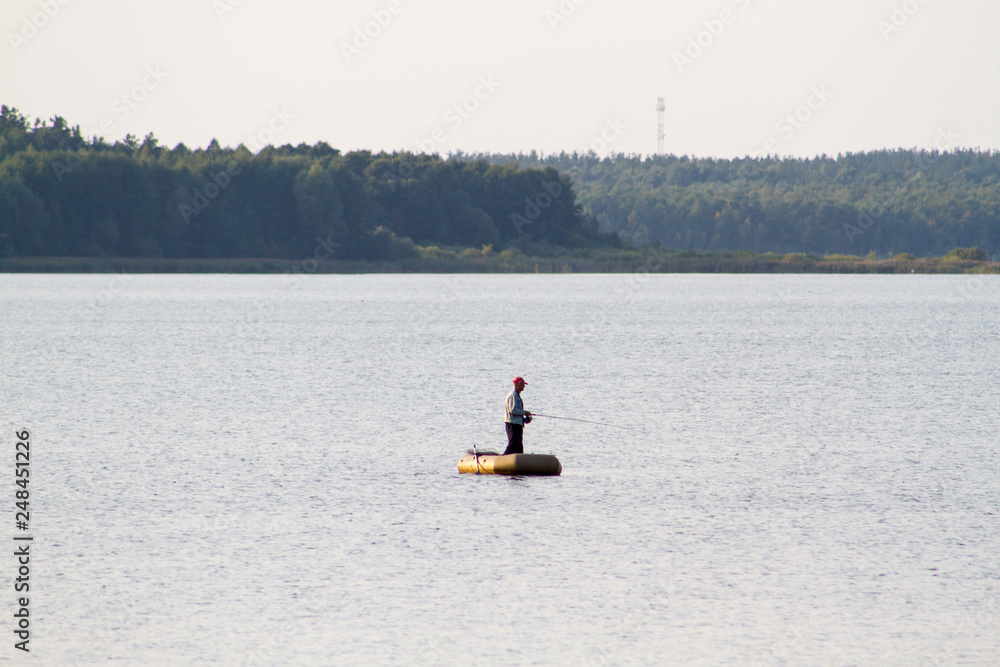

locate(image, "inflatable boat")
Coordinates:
457 452 562 476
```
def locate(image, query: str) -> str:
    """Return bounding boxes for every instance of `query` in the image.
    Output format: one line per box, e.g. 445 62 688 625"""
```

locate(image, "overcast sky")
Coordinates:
3 0 999 158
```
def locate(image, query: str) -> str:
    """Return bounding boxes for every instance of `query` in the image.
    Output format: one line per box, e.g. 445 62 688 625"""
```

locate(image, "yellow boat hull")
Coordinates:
457 453 562 476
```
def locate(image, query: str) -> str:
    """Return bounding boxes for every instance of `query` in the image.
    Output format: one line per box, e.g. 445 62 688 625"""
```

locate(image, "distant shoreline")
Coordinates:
1 252 997 275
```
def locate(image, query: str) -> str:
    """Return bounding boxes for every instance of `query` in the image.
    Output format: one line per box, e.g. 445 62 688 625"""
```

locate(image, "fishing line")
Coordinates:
530 414 638 431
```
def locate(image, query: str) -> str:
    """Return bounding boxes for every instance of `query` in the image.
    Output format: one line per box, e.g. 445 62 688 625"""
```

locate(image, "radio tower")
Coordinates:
656 97 665 155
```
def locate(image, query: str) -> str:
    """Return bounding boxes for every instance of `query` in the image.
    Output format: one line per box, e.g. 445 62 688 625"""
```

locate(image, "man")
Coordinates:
504 376 532 455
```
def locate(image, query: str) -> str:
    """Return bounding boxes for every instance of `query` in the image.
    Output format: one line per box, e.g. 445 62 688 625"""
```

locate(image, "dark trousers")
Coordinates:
504 423 523 455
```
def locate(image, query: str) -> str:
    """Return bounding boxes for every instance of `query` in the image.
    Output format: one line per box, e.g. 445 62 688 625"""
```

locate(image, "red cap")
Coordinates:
513 376 527 385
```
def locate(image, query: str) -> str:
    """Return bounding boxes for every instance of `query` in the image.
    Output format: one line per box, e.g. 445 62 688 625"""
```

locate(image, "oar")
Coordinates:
530 413 638 431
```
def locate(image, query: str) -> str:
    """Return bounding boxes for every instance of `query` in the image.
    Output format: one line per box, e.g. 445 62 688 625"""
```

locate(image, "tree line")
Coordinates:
0 106 617 260
3 105 998 261
461 149 1000 258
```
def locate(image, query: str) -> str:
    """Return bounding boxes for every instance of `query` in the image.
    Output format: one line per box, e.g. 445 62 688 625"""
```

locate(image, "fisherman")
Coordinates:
503 376 532 455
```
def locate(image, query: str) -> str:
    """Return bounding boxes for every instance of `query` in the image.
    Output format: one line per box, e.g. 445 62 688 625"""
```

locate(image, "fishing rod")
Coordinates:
530 413 638 431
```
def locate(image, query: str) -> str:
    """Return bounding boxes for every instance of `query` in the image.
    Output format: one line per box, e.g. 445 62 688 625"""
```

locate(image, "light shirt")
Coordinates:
505 389 527 425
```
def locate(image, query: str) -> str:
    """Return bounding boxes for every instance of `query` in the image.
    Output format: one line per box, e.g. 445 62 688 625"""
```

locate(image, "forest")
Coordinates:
1 105 998 263
465 149 1000 258
0 106 616 261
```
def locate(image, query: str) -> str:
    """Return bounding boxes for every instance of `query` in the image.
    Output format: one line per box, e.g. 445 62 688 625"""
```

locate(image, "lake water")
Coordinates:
2 273 998 665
